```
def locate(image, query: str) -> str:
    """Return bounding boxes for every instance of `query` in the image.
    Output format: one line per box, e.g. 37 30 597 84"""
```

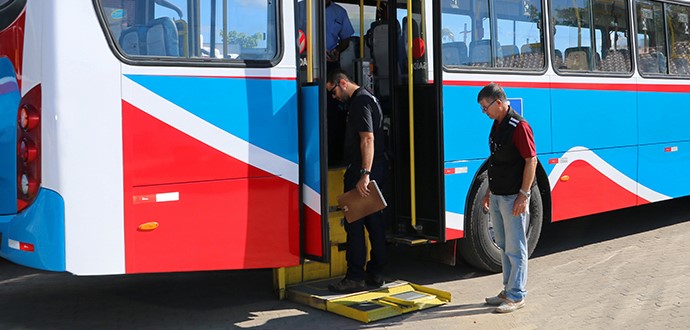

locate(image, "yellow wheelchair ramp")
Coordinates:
287 278 451 323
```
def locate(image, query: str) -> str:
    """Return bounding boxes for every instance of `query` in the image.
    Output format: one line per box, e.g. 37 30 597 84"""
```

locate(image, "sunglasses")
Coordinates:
328 84 339 97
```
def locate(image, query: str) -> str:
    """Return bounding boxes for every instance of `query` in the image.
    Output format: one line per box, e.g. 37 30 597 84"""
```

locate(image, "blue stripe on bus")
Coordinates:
301 85 321 195
0 188 66 271
125 74 299 163
0 57 19 214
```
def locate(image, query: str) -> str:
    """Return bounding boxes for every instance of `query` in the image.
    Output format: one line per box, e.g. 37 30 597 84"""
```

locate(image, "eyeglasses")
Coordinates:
328 84 339 97
480 99 498 113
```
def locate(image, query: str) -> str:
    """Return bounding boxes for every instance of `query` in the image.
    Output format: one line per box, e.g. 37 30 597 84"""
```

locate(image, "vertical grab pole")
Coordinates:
306 0 314 82
406 0 417 229
360 0 365 58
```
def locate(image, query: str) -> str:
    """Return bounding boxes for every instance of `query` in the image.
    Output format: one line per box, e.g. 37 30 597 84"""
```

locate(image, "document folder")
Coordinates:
337 180 387 223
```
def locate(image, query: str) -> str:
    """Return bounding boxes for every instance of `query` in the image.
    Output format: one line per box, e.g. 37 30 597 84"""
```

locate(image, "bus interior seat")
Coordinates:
469 39 499 67
519 43 544 69
600 49 630 72
119 17 179 57
339 36 359 79
400 16 420 73
639 47 666 73
565 47 591 70
146 17 180 56
670 57 689 75
501 45 519 57
442 42 467 66
553 49 563 67
368 21 399 98
500 45 519 67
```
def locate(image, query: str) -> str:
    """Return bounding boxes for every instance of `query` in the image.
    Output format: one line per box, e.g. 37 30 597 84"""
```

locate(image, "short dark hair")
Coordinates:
327 69 350 86
477 83 506 103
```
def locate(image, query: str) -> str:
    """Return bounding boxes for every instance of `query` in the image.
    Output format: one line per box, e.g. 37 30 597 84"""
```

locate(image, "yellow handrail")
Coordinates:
406 0 417 229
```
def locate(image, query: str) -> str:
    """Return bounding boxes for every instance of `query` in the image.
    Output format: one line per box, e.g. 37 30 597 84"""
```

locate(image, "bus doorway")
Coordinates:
332 0 446 242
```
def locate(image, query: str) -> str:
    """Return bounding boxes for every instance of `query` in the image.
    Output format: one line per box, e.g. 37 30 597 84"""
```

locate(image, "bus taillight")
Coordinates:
16 85 41 212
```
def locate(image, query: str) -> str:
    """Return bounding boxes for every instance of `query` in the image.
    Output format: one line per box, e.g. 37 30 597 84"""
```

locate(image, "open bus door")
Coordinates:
298 0 331 262
385 0 446 242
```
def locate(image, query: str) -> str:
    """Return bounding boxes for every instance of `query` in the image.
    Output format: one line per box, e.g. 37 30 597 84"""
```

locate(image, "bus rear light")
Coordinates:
19 105 39 131
19 138 37 162
16 85 41 212
19 173 38 196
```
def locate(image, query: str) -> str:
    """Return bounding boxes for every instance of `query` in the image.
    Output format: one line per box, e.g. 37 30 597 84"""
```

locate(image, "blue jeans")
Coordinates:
490 193 528 302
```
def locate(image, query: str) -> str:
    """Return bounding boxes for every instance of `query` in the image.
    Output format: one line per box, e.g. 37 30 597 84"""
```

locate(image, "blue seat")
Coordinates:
442 42 468 66
119 17 179 57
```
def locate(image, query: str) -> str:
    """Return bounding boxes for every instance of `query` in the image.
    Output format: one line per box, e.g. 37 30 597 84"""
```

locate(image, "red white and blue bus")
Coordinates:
0 0 689 278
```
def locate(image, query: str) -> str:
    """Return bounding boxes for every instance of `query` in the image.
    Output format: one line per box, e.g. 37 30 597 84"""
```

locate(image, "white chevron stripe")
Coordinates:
123 76 298 184
446 211 464 231
548 146 669 202
303 184 321 215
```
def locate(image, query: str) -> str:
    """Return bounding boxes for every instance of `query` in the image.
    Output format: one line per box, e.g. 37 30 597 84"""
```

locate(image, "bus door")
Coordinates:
386 0 446 241
298 0 331 262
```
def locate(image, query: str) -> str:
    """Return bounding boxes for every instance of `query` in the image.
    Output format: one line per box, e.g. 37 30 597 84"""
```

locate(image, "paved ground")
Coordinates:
1 197 690 329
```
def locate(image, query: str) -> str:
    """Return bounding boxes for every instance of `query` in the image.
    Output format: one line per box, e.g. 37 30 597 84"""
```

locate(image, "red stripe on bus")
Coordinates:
443 80 688 93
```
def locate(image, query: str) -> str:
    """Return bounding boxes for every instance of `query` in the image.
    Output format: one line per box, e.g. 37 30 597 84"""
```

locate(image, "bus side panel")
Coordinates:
442 82 553 161
0 188 65 271
122 77 300 273
551 87 636 152
0 58 19 214
638 142 690 203
638 88 690 145
540 146 637 221
443 159 485 240
442 84 491 161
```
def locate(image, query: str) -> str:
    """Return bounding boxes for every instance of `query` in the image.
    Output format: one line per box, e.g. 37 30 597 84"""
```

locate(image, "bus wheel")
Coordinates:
459 171 543 273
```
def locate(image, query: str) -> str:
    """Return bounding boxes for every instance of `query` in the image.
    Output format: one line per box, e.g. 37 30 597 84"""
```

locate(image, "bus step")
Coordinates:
389 236 433 246
286 278 451 323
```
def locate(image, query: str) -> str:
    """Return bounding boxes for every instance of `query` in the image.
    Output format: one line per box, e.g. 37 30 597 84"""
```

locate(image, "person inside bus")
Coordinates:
297 0 355 166
326 70 388 293
478 83 537 313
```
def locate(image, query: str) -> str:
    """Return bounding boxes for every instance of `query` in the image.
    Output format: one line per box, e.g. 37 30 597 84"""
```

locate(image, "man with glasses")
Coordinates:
478 83 537 313
326 70 388 293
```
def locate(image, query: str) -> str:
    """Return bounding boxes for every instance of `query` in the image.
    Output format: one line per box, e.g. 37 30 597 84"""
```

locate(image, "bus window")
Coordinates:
440 0 545 70
636 0 667 75
495 0 543 69
552 0 596 71
96 0 279 63
596 0 632 73
665 3 690 76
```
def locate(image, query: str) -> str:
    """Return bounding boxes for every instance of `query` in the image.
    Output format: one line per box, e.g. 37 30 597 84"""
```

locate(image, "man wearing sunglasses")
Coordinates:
326 70 388 293
478 83 537 313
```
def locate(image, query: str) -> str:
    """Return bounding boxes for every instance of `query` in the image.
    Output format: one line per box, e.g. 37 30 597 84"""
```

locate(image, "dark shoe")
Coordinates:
328 278 366 293
365 274 384 288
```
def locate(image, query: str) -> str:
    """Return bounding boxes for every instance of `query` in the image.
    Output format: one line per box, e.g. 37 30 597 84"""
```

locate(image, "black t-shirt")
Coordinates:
343 87 385 167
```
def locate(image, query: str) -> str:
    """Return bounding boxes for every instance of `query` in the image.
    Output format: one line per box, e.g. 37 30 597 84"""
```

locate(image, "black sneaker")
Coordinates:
365 274 384 288
328 278 366 293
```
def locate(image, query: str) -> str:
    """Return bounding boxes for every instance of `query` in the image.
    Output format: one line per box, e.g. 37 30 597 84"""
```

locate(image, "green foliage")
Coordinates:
220 30 263 49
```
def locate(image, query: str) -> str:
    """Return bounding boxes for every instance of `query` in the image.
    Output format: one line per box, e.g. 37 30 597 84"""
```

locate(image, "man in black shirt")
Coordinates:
326 70 387 293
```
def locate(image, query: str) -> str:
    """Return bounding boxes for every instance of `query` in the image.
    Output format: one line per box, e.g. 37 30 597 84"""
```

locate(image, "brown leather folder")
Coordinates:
337 180 387 223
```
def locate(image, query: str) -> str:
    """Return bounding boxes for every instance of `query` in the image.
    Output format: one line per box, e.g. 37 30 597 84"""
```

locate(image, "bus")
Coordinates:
0 0 688 280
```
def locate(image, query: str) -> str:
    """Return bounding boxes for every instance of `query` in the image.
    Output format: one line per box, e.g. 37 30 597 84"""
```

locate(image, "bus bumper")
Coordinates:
0 188 66 271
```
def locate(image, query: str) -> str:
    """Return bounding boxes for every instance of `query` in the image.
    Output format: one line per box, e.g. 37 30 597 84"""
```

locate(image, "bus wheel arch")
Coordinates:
458 161 550 273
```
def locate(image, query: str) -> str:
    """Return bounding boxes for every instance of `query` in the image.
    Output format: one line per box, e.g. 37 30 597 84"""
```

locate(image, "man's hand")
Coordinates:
327 49 340 62
357 175 370 197
512 193 529 216
482 193 490 213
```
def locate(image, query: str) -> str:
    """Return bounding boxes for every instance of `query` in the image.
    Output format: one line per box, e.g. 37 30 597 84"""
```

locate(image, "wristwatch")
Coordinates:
519 189 531 198
360 168 371 176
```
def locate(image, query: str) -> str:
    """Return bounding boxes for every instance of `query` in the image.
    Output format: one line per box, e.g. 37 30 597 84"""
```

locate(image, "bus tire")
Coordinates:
459 171 543 273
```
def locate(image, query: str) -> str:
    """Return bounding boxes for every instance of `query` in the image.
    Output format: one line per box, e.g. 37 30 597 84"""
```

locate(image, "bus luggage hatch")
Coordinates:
287 278 450 323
